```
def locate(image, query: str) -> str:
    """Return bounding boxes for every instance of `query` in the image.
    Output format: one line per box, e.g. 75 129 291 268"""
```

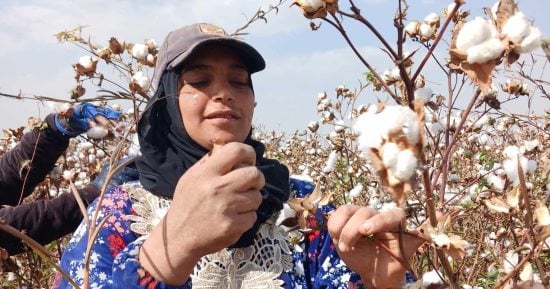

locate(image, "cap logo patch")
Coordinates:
198 24 227 36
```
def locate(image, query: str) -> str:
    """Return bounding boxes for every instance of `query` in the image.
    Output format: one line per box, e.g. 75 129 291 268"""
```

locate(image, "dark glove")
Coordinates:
53 103 121 137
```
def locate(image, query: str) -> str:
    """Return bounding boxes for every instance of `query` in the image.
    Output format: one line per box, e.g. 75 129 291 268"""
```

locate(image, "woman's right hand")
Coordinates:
139 142 265 285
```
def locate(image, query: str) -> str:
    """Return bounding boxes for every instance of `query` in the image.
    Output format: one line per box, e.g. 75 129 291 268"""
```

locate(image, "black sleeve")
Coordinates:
0 184 100 255
0 114 70 206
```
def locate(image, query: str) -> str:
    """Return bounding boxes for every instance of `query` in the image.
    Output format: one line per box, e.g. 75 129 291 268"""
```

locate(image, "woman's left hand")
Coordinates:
327 205 425 289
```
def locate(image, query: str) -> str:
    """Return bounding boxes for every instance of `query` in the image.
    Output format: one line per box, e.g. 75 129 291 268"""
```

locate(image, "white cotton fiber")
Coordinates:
517 26 542 53
502 12 531 44
466 38 505 64
456 17 496 51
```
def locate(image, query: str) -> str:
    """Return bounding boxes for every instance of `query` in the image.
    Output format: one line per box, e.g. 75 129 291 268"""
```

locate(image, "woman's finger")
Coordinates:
337 207 378 252
327 204 359 244
359 208 406 235
94 115 112 127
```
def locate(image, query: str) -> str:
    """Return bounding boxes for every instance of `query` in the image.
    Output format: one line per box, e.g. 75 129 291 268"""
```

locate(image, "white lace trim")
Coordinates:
123 184 293 289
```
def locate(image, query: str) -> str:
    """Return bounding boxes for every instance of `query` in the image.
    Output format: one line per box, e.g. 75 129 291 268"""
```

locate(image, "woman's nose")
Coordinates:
212 82 235 102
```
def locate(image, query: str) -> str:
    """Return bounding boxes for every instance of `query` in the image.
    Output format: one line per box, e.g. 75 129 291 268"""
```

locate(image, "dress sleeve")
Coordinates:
0 184 99 255
0 114 70 206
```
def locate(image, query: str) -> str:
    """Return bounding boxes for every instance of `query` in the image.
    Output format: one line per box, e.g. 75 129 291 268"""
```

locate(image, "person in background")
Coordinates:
53 23 424 289
0 103 123 256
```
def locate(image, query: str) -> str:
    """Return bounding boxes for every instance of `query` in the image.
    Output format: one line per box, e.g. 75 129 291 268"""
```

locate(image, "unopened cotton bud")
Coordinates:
131 43 149 60
87 126 108 139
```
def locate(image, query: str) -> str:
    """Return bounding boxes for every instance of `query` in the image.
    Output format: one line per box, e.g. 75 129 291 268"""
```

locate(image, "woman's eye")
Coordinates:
230 80 249 87
188 80 209 87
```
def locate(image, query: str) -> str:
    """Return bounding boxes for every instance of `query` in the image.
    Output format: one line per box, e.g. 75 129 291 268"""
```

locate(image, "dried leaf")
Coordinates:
484 197 512 214
444 234 468 260
534 201 550 226
506 186 521 210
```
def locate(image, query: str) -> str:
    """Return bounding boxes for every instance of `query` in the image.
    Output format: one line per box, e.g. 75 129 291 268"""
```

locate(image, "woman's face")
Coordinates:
178 45 255 150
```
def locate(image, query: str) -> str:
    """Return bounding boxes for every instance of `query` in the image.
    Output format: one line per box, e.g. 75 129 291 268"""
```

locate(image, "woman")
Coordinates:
53 23 423 289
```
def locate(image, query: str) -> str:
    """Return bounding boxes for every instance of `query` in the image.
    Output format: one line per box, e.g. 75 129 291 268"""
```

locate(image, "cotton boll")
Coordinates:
422 270 445 287
419 23 434 39
456 17 496 51
132 71 150 91
349 184 363 198
322 150 339 173
381 142 400 168
334 120 346 132
527 160 537 174
477 134 490 146
391 149 418 181
503 251 519 274
78 56 96 69
502 12 531 44
424 12 440 29
466 38 505 64
354 112 383 150
405 20 420 36
523 139 540 152
96 149 105 159
87 126 108 139
397 107 421 145
503 145 521 159
517 26 542 53
487 174 505 191
131 44 149 60
275 203 296 226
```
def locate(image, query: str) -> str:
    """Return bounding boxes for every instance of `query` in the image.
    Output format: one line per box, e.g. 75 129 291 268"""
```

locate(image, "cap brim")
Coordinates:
167 37 266 74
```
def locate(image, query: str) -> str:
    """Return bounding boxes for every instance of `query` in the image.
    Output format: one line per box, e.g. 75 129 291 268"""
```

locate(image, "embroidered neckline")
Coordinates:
123 184 293 288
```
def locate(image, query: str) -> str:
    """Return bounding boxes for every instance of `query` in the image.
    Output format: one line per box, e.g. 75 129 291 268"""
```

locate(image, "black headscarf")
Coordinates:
135 68 290 248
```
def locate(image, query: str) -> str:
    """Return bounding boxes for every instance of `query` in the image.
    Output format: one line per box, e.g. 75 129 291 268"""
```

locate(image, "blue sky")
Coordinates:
0 0 548 132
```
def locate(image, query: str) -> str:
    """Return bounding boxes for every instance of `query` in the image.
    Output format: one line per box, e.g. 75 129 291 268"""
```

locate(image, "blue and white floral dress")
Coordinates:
52 177 366 289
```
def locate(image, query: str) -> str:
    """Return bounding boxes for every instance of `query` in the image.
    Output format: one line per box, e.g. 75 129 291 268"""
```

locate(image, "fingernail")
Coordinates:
362 222 373 234
338 242 349 252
